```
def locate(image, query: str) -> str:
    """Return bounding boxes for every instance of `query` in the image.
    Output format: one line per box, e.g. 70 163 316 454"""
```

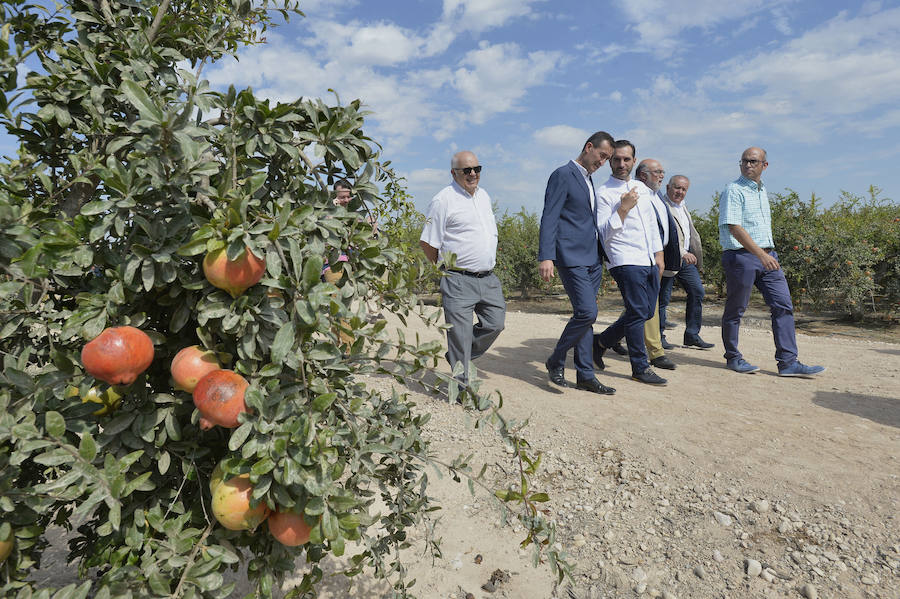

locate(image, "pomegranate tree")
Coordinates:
0 2 563 598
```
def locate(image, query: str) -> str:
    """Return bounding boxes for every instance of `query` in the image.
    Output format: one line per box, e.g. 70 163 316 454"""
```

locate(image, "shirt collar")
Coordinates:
663 193 686 210
570 159 589 178
451 179 477 198
737 174 765 191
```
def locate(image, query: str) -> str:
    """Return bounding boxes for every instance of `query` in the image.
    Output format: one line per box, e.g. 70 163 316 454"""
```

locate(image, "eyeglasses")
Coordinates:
649 169 666 176
453 166 482 175
740 159 763 166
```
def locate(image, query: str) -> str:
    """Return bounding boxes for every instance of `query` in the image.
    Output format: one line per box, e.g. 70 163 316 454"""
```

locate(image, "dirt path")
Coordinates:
341 304 900 599
32 305 900 598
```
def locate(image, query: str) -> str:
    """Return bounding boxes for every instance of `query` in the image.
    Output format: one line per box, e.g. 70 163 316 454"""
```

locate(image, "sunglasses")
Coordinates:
453 166 482 175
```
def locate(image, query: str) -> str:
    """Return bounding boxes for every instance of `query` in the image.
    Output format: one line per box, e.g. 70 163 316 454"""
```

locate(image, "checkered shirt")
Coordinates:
718 175 774 251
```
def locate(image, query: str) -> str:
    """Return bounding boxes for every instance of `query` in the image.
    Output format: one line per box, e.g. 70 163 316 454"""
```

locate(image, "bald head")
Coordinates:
450 150 481 195
636 159 665 192
739 147 768 183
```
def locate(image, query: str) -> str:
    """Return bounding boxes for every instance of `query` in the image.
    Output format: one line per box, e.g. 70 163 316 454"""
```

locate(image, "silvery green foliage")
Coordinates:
0 2 568 597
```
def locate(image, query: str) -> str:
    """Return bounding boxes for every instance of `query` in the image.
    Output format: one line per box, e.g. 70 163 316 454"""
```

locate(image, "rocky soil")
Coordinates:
31 304 900 598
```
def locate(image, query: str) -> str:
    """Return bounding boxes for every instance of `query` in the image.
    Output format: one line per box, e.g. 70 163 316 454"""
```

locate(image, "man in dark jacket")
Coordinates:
538 131 616 395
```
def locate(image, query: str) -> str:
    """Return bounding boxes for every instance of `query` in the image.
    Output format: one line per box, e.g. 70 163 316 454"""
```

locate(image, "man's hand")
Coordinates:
539 259 555 282
759 251 780 271
683 252 698 265
620 188 639 211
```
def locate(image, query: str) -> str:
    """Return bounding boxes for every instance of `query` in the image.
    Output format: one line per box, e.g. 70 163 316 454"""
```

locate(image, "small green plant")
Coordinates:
494 208 549 298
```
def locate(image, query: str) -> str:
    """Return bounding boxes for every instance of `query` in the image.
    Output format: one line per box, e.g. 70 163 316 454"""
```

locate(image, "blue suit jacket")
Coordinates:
538 161 604 267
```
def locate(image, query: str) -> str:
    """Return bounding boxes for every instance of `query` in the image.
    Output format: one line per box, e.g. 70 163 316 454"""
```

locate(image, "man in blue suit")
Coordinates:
538 131 616 395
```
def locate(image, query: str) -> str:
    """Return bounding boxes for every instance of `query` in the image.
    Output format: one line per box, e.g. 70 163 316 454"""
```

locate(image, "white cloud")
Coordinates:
308 21 427 66
406 167 450 190
533 125 588 150
452 42 562 122
617 0 796 56
441 0 546 33
701 7 900 120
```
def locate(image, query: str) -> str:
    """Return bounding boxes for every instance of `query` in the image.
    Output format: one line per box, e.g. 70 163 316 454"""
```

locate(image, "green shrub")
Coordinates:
692 186 899 318
494 208 549 298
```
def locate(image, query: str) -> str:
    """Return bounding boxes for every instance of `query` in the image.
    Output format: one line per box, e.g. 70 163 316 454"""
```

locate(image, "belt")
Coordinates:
446 268 493 278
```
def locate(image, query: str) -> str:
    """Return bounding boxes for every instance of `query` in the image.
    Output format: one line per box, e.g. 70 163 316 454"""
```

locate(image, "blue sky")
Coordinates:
6 0 900 216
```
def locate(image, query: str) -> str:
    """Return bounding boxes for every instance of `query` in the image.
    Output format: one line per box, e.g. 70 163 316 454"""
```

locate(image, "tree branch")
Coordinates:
147 0 172 45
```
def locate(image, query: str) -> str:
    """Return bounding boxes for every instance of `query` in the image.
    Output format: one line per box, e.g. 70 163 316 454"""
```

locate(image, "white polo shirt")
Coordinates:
595 176 663 268
420 180 498 272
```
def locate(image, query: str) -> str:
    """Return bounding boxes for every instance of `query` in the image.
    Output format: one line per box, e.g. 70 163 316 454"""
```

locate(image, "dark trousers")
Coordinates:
547 262 604 382
721 249 798 367
597 265 658 373
659 261 705 339
440 272 506 382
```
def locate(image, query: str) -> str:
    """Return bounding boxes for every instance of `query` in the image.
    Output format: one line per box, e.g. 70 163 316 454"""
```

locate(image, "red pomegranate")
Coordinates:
81 326 154 385
202 246 266 298
170 345 221 392
211 474 269 531
192 370 250 429
268 509 314 546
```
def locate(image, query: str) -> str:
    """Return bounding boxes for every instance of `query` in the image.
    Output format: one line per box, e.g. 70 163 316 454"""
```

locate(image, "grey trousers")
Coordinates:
439 271 506 382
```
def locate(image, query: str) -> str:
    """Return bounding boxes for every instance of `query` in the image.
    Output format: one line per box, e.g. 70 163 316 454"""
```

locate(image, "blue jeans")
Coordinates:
659 262 705 339
596 265 658 374
548 262 604 382
721 249 798 368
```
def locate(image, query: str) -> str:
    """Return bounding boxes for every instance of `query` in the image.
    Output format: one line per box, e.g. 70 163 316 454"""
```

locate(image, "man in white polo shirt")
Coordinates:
420 151 506 387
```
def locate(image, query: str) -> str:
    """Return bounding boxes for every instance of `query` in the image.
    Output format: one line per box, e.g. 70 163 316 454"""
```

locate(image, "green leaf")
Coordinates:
79 432 97 461
302 254 324 288
321 510 339 540
251 457 275 476
45 411 65 438
528 492 550 503
311 393 336 412
177 236 212 257
270 321 294 363
121 79 164 121
228 422 253 451
81 200 114 215
141 260 155 291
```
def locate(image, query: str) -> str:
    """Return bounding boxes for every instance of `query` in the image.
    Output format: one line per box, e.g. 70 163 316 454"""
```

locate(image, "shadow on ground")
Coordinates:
474 337 573 394
812 390 900 429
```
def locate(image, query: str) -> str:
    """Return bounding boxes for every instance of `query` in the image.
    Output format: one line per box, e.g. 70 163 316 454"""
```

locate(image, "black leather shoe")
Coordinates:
650 355 676 370
663 321 677 330
545 359 569 387
632 368 667 385
576 377 615 395
592 336 606 370
683 336 714 349
611 341 629 356
660 336 676 350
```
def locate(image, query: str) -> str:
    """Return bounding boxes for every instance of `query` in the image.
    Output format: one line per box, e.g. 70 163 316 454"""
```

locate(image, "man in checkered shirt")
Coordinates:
718 147 825 377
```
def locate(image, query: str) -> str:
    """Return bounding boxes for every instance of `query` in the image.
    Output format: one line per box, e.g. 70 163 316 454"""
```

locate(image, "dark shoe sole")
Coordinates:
683 341 714 349
576 381 616 395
